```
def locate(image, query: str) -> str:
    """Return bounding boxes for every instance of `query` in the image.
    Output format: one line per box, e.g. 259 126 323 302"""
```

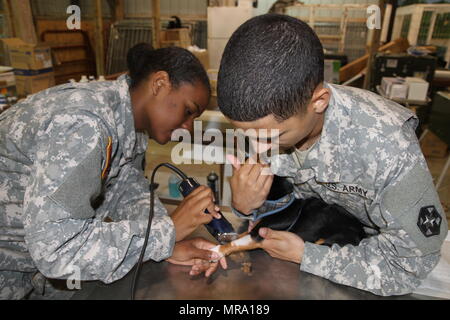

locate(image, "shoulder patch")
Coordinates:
49 142 102 220
417 206 442 237
382 163 448 255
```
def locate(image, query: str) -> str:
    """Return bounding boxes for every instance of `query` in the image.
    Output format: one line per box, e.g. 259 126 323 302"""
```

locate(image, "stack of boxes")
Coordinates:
2 38 55 97
380 76 429 101
371 53 437 92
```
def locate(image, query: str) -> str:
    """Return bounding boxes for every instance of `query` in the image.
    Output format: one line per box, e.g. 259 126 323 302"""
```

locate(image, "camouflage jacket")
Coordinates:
0 75 175 299
239 83 448 296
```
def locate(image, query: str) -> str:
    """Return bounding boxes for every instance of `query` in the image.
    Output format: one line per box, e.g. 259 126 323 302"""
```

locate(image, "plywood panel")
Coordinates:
36 19 112 54
9 0 37 43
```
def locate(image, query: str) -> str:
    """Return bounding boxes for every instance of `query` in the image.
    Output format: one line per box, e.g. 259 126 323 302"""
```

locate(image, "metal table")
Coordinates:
72 211 439 300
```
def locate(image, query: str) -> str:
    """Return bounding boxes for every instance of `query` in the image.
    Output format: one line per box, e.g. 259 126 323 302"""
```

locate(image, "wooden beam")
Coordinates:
289 3 370 10
94 0 105 76
339 37 409 83
292 16 368 23
114 0 125 22
2 0 15 37
152 0 161 48
8 0 37 44
126 13 207 21
339 8 349 52
363 0 386 89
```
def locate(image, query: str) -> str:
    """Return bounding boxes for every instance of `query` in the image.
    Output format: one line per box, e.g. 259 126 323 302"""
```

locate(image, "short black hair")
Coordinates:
127 43 210 94
217 14 324 122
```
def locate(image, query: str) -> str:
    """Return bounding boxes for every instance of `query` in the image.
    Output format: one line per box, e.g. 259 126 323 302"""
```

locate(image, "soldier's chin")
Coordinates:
150 131 170 145
161 132 173 145
278 144 291 152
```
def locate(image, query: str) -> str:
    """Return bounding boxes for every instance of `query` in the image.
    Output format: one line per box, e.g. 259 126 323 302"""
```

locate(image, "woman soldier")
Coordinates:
0 43 226 299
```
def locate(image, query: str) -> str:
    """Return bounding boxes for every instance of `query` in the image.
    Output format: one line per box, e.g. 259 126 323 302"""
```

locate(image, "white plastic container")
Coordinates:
405 77 429 101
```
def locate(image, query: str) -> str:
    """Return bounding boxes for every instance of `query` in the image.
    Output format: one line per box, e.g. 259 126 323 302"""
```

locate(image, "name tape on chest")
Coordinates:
321 182 375 200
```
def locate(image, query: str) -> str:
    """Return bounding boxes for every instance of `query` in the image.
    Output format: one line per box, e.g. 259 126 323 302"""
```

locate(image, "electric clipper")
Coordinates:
178 177 238 244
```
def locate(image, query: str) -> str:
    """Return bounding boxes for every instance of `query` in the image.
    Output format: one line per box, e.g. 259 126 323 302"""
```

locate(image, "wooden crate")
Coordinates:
160 28 191 49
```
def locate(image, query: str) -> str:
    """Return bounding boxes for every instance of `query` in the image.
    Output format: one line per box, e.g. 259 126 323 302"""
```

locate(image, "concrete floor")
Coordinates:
425 155 450 224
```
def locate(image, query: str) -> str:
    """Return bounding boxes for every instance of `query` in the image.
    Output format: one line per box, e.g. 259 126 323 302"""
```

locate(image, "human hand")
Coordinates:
258 228 304 264
227 154 274 215
171 186 221 241
167 237 228 277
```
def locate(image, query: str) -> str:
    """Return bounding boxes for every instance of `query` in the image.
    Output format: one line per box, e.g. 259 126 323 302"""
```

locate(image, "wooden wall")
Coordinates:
35 19 112 81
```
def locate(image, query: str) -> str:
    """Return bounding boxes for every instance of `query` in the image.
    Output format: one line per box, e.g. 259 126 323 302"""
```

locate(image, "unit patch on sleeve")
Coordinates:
417 206 442 237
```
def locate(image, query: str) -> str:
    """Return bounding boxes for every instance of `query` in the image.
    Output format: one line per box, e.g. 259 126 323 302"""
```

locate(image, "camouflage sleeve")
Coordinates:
22 111 175 284
300 136 448 296
94 137 167 220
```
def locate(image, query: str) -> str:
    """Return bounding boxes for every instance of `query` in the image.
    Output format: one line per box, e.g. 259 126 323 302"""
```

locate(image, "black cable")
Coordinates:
131 162 188 300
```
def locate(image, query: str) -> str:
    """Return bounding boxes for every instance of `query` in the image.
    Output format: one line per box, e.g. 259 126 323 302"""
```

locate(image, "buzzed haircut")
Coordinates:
217 14 324 122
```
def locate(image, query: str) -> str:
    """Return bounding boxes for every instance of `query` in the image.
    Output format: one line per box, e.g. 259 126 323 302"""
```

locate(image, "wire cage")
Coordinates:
392 4 450 65
285 3 374 63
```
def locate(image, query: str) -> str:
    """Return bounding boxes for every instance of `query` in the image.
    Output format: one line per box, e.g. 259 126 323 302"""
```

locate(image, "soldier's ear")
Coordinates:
311 86 330 114
151 71 171 96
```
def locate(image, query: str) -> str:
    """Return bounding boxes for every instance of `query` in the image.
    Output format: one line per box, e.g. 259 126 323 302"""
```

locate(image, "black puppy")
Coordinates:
210 175 367 257
250 175 367 247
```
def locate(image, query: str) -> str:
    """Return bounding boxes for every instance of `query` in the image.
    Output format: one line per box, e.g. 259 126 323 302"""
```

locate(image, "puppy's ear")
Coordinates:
266 175 294 200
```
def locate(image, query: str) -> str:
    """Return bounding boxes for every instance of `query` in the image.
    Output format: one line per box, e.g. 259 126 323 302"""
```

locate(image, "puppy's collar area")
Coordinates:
232 193 296 222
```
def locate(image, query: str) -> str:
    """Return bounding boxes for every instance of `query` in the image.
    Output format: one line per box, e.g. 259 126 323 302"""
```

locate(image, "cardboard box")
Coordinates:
1 38 52 70
405 77 429 101
160 29 191 49
420 130 448 158
15 70 55 96
381 77 408 99
381 77 396 96
0 71 16 87
390 83 408 100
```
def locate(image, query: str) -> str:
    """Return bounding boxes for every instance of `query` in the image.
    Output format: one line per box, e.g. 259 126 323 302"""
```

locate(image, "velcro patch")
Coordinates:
417 206 442 237
382 163 448 255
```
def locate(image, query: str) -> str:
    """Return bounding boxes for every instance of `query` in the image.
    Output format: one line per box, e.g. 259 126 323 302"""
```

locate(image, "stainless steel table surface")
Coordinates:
71 211 439 300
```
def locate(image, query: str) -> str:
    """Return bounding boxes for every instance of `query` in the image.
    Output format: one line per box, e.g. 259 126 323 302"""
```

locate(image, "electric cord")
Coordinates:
131 162 188 300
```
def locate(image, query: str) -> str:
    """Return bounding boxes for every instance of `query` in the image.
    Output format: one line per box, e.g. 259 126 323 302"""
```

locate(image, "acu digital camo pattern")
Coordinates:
256 83 448 296
0 75 175 299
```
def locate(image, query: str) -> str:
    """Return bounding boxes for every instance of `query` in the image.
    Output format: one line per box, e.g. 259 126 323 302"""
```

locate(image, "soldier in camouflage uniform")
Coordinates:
0 45 225 299
218 14 448 296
